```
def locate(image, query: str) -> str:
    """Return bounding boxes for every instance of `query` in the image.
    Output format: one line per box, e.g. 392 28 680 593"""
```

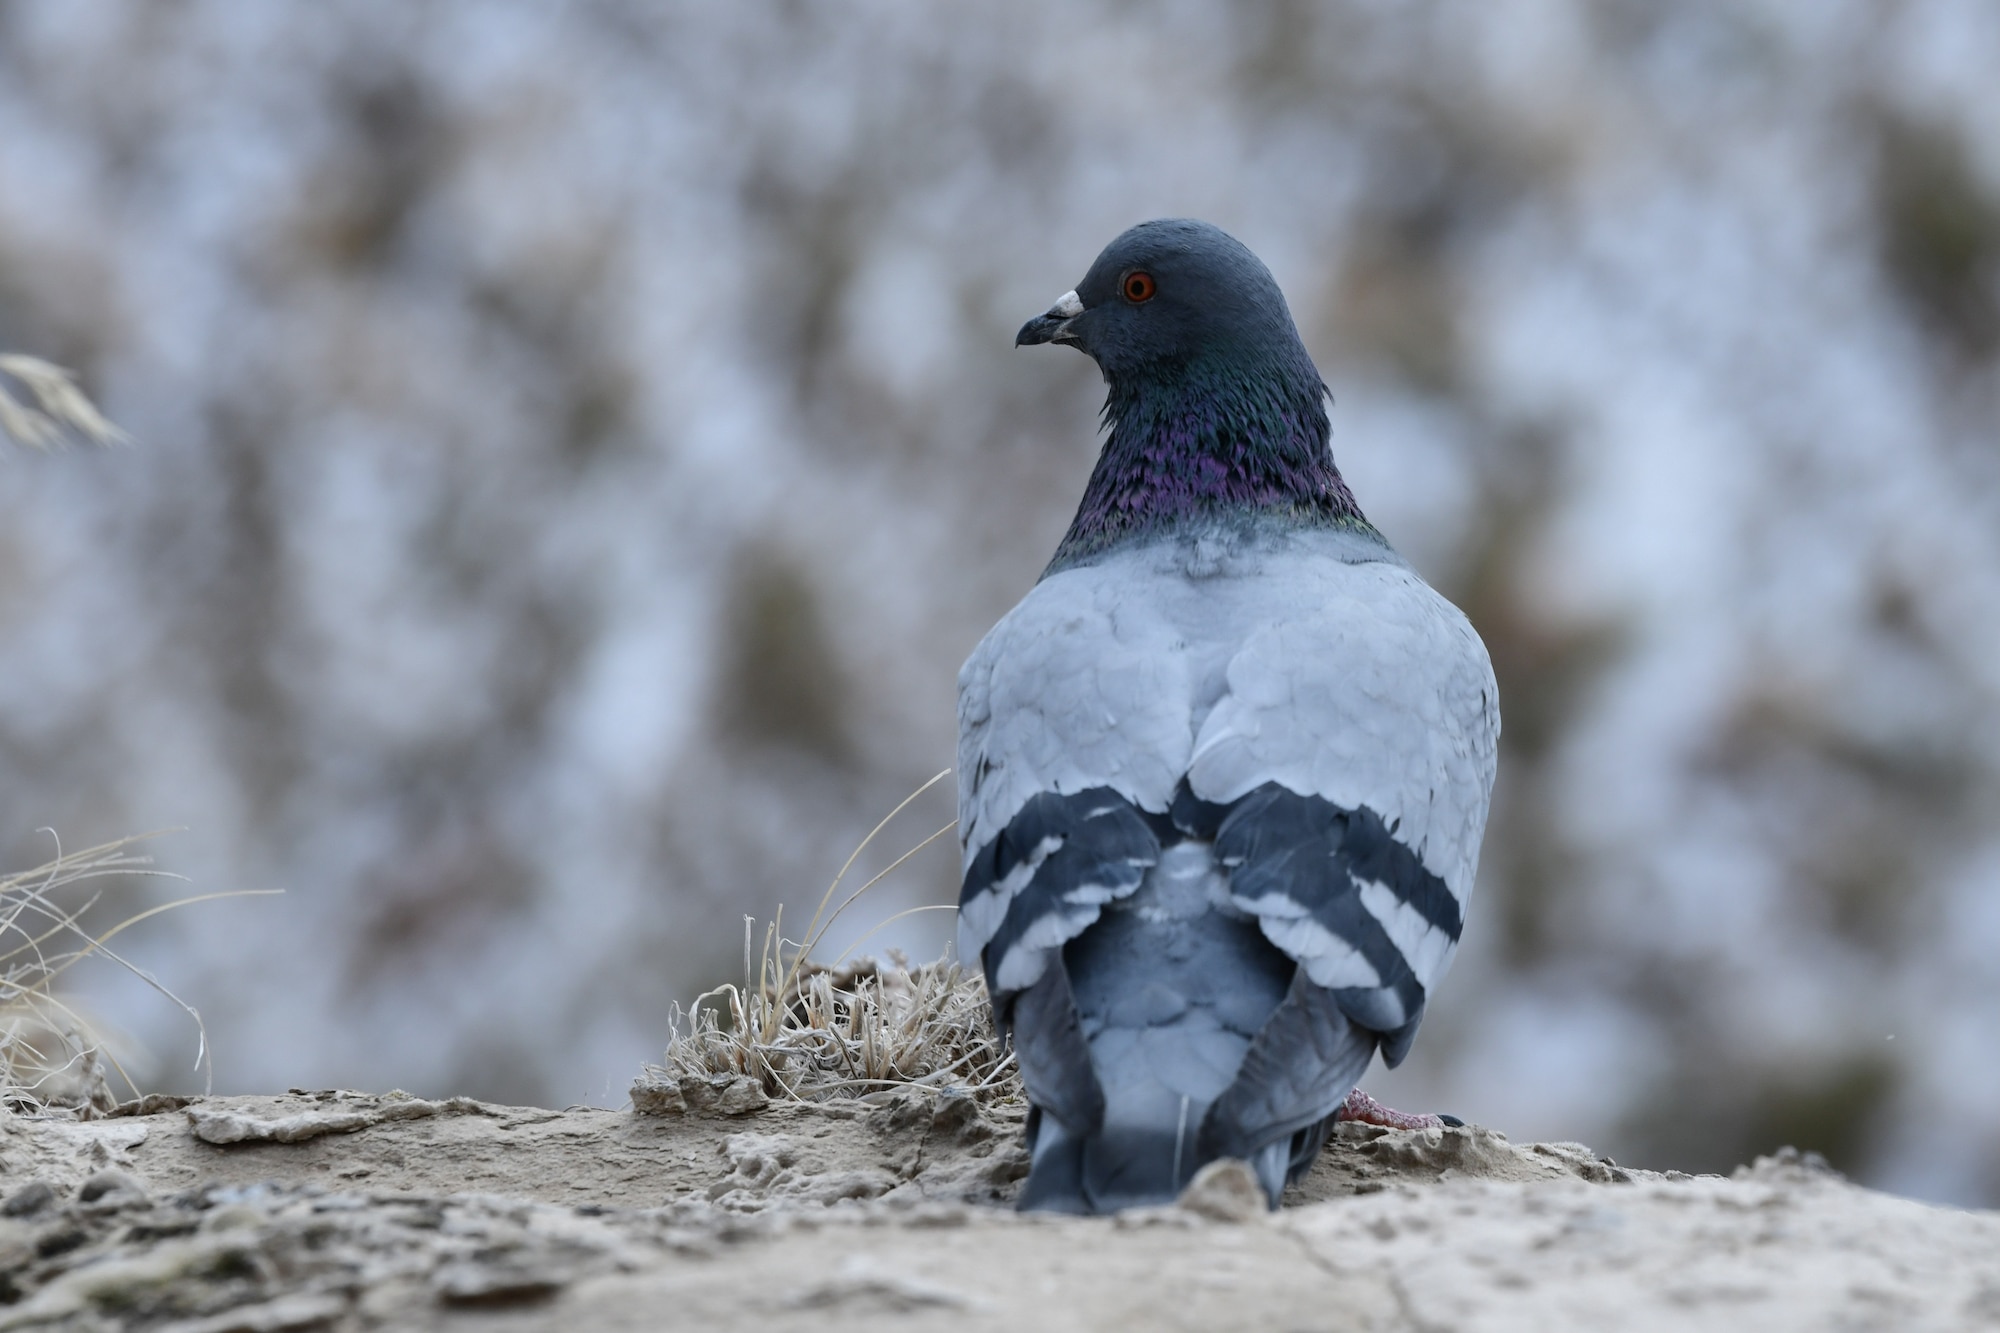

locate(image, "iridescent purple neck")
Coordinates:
1046 359 1368 573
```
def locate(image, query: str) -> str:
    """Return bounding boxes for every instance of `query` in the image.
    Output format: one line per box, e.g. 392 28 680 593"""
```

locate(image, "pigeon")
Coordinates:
956 219 1499 1214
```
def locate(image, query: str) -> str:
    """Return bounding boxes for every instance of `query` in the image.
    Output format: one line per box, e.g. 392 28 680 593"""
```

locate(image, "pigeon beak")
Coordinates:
1015 289 1084 347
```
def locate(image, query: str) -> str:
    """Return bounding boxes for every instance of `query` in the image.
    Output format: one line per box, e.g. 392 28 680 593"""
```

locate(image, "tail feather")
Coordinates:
1285 1111 1340 1186
1017 1111 1091 1213
1080 1128 1189 1211
1199 969 1377 1167
1008 958 1105 1138
1012 841 1363 1213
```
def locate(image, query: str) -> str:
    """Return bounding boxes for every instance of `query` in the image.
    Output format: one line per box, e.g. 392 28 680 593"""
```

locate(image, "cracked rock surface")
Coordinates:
0 1091 1991 1330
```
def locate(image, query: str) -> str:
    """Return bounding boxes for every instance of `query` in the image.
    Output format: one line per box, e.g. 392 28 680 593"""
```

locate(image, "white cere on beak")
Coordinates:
1050 290 1083 318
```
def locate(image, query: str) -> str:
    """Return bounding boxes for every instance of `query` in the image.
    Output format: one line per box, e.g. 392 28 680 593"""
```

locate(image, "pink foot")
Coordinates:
1335 1088 1463 1131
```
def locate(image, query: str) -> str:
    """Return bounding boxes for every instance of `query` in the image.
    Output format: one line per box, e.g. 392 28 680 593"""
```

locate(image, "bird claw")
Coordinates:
1335 1088 1462 1131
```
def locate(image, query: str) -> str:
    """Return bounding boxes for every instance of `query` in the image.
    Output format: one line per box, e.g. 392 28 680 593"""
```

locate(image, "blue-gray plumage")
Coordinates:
959 219 1499 1213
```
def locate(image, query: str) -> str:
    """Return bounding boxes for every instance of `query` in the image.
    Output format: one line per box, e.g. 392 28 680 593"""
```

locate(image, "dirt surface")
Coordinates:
0 1088 1993 1331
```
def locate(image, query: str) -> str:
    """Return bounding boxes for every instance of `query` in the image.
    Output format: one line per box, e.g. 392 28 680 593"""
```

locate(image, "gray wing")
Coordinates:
956 536 1498 1153
1187 555 1499 917
956 561 1193 1136
956 559 1196 879
1186 555 1500 1050
960 542 1496 1006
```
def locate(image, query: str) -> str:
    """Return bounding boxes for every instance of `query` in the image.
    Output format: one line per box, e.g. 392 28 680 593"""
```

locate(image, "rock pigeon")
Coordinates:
956 219 1499 1214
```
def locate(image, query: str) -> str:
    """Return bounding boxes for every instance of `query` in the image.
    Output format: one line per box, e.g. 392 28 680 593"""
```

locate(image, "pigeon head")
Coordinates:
1018 219 1367 571
1016 218 1307 377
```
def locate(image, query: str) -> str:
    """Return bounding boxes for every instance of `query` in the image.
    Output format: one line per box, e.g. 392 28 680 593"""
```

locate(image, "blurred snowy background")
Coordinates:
3 0 1998 1205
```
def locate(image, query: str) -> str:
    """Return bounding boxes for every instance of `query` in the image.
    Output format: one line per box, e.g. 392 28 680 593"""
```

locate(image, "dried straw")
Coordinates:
646 772 1021 1108
0 832 275 1114
0 354 128 450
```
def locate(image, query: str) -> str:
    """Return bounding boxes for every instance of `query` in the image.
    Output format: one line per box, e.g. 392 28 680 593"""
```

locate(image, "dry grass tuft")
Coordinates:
651 946 1016 1106
643 772 1022 1109
0 354 129 450
0 833 272 1115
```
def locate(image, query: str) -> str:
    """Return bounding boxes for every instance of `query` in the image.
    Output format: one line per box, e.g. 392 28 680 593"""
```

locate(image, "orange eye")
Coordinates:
1123 270 1157 303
